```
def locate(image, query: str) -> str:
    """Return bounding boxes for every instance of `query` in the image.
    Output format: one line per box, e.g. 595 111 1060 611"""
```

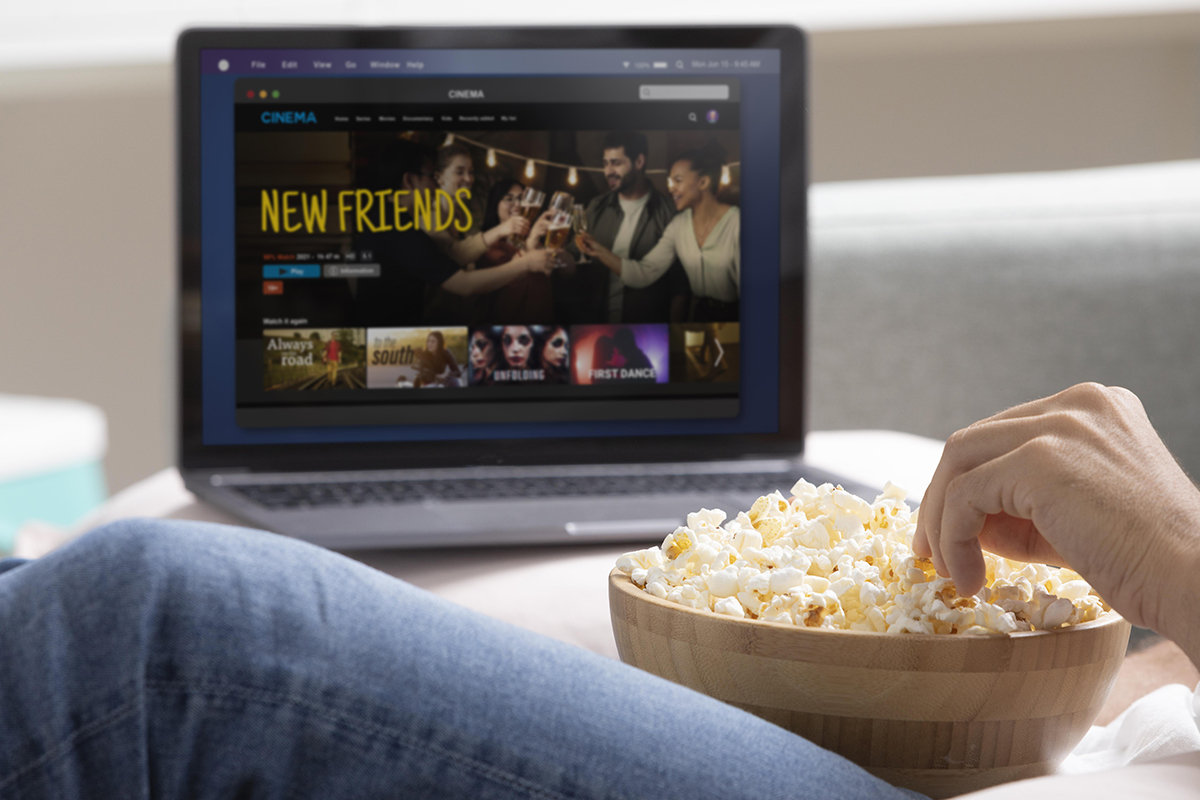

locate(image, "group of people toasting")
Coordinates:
355 130 739 329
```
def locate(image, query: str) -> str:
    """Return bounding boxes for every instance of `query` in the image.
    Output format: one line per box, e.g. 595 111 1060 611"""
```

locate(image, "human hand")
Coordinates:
913 383 1200 638
526 210 553 249
521 249 556 275
500 215 531 240
577 232 603 257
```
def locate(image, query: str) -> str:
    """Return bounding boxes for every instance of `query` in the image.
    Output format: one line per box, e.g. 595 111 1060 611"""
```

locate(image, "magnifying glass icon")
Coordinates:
688 112 697 122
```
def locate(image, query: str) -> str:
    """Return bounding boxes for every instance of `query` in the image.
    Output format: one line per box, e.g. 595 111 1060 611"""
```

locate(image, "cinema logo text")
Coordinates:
260 188 474 234
260 111 317 125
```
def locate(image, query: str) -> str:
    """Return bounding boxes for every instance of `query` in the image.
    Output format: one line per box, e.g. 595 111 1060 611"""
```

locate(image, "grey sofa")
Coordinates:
809 159 1200 479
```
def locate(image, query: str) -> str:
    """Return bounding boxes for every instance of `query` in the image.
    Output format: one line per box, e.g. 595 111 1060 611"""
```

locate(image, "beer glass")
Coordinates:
544 191 573 252
509 187 545 246
572 203 590 263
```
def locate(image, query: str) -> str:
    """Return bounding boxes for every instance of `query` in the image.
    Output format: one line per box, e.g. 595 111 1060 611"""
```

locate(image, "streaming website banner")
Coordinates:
234 78 743 429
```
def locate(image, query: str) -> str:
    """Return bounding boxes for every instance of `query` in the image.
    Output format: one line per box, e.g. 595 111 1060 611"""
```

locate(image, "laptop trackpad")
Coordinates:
564 518 682 537
420 494 744 537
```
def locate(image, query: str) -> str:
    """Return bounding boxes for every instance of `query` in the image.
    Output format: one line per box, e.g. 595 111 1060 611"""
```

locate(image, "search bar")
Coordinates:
639 85 730 101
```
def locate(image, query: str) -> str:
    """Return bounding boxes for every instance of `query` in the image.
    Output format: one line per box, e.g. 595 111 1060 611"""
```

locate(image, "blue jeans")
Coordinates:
0 520 925 799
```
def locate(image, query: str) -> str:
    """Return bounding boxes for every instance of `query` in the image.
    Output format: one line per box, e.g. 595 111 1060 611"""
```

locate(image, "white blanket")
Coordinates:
960 683 1200 799
1060 682 1200 774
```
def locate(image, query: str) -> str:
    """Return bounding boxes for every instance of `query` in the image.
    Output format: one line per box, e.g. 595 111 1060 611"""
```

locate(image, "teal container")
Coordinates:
0 462 108 553
0 395 109 555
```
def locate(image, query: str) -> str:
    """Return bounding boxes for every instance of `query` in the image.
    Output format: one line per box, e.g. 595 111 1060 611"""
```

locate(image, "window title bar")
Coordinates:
232 77 741 104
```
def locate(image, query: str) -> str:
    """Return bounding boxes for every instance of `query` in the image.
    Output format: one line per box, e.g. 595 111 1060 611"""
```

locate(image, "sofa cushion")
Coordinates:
810 160 1200 479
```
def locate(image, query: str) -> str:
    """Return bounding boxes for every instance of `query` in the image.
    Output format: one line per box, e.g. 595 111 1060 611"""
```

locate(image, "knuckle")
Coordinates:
941 427 980 474
943 472 971 506
1066 381 1108 406
944 427 971 456
1022 434 1059 468
1043 409 1090 440
1107 384 1144 410
943 470 985 515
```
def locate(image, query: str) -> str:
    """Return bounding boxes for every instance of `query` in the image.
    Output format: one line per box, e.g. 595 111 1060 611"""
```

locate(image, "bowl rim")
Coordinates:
609 567 1128 642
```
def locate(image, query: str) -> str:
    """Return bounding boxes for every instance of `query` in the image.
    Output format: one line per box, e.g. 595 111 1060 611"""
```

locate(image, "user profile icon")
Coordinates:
217 59 230 72
706 109 719 123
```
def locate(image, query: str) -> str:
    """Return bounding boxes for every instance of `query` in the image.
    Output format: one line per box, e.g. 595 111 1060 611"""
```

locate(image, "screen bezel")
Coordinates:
178 25 807 473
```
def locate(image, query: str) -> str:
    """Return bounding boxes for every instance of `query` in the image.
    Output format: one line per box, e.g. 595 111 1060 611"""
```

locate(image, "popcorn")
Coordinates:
616 480 1111 635
714 597 745 618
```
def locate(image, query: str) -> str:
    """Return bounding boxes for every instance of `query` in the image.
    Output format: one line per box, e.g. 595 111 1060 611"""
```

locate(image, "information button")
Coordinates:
324 263 380 278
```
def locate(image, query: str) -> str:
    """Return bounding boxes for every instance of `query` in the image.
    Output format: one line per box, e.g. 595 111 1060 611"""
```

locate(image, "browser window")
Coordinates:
198 48 781 444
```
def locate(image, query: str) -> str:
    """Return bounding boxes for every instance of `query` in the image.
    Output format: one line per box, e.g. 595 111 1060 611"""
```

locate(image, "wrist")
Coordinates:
1150 499 1200 665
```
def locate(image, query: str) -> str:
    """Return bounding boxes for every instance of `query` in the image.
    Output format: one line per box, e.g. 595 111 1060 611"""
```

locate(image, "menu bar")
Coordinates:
202 49 778 76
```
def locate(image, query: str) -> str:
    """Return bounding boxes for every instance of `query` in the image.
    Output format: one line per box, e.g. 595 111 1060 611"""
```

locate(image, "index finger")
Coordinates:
914 415 1060 577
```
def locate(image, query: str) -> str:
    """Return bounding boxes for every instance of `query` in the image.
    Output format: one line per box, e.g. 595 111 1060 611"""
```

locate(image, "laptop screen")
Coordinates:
192 40 790 450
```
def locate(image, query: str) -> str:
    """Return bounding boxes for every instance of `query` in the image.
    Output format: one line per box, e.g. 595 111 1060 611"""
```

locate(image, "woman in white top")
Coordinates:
580 141 739 321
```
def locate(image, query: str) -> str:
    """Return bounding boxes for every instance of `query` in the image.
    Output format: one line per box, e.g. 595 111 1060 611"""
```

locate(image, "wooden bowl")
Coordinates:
610 569 1130 798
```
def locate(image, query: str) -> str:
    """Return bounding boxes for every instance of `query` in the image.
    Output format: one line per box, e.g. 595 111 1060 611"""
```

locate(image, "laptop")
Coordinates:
177 25 873 549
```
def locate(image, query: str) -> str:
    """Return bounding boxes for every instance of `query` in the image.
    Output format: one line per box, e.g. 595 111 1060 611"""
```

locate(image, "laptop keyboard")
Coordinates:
231 471 810 510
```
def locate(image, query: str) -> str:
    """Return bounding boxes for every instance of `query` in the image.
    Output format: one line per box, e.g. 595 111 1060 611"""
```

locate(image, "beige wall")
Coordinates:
3 15 1200 493
810 13 1200 181
0 66 173 493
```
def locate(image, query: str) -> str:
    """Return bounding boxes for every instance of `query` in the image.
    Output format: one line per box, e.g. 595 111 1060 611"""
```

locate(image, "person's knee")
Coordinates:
42 520 322 659
48 520 424 667
0 520 251 673
51 519 298 620
67 518 259 580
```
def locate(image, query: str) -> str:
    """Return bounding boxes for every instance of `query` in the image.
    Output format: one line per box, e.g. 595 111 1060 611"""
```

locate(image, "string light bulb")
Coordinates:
443 133 455 146
525 159 536 179
486 148 496 168
568 167 578 186
720 165 731 186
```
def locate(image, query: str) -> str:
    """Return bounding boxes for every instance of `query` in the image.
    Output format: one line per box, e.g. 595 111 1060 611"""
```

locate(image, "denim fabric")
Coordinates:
0 519 927 799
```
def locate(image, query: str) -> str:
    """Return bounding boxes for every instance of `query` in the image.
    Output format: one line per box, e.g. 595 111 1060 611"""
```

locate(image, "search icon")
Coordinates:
676 60 684 69
688 112 697 122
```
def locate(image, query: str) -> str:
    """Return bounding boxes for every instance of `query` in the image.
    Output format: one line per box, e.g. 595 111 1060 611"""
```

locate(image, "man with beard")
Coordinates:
571 131 686 324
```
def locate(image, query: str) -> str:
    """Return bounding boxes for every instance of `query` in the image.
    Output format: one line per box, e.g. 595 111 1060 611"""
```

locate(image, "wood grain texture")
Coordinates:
610 569 1130 799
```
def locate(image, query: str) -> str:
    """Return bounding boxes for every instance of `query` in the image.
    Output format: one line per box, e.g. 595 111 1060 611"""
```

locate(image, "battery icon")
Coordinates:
652 61 668 69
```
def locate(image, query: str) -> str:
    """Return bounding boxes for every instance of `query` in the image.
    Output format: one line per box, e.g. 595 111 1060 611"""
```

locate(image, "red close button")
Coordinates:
263 280 284 295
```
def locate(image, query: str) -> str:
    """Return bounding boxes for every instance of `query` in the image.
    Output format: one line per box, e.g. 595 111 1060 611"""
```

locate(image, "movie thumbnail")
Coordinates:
570 325 669 385
263 328 366 391
468 325 571 386
670 323 740 383
367 327 468 389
